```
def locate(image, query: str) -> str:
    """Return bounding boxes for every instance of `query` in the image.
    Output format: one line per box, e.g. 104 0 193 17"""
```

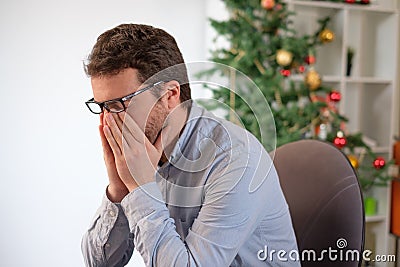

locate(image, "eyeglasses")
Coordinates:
85 81 164 114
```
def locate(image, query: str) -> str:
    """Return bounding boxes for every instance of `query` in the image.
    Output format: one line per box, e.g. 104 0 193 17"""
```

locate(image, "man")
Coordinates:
82 23 300 267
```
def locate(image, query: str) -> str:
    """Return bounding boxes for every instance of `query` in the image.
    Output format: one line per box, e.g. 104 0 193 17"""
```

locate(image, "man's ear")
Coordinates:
163 80 181 110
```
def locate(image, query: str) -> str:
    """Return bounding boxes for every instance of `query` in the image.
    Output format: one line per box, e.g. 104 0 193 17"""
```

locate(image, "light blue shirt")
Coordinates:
82 103 300 266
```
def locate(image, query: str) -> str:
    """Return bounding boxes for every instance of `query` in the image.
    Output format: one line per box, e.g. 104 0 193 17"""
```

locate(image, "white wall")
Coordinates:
0 0 211 266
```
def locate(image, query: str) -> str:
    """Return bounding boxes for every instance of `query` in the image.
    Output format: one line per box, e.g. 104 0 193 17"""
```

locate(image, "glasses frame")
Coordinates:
85 81 165 114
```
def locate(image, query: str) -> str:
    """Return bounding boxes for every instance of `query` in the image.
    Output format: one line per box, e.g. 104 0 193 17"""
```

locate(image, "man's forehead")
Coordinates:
91 68 142 102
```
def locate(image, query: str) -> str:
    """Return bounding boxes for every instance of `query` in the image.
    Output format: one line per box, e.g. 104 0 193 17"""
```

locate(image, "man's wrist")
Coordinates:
106 184 129 203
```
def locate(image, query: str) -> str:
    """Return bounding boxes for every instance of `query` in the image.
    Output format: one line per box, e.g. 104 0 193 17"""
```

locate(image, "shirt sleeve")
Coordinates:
81 192 135 267
120 145 289 266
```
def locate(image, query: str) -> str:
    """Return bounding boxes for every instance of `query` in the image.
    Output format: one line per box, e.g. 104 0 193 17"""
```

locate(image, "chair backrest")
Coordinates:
272 140 365 267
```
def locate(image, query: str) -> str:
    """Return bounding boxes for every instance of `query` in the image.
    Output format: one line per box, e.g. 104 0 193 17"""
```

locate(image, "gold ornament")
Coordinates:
305 69 321 90
348 155 359 169
319 29 335 44
276 49 293 67
261 0 275 10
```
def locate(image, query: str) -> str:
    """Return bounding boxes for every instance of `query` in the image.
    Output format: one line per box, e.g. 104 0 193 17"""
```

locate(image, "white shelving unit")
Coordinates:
285 0 399 266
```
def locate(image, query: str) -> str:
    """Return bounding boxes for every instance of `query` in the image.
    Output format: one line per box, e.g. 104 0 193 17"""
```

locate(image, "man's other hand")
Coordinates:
103 112 168 192
100 112 129 202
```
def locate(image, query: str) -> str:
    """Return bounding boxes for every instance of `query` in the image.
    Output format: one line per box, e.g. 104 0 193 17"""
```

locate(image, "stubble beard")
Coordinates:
145 103 169 145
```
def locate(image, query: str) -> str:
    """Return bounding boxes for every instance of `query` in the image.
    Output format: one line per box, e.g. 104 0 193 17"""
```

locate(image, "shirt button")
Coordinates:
108 210 116 217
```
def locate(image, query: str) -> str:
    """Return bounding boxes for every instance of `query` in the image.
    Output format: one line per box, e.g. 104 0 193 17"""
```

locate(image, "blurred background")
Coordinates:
1 0 399 266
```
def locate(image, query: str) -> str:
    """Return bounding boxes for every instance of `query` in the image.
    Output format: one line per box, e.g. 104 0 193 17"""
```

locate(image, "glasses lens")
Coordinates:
105 100 124 113
86 102 102 114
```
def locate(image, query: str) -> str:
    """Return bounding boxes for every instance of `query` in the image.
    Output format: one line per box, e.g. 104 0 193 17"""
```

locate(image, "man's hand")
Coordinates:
103 112 168 192
100 113 129 202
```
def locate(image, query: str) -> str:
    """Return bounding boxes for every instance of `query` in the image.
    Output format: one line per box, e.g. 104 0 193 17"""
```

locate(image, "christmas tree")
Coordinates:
201 0 392 193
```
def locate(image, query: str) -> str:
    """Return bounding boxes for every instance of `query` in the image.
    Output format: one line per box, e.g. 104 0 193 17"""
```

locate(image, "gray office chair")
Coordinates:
272 140 365 267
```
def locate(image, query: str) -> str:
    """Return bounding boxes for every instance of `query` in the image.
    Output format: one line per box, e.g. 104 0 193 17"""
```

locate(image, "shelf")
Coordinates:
285 0 398 13
365 214 386 223
290 74 341 83
321 75 342 83
354 146 390 154
291 75 392 84
345 77 393 84
352 146 390 154
372 146 391 153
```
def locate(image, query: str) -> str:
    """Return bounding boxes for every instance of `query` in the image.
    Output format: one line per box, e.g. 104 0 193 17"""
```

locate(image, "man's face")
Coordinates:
91 68 169 144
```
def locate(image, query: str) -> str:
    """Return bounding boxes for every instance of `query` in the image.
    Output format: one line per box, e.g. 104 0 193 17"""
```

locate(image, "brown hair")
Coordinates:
84 23 191 104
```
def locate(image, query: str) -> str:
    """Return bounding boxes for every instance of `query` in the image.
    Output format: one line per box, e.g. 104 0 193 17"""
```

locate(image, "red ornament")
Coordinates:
373 157 386 169
298 65 306 73
261 0 275 10
334 136 347 149
280 69 291 77
329 91 341 102
360 0 370 4
305 55 316 65
345 0 356 3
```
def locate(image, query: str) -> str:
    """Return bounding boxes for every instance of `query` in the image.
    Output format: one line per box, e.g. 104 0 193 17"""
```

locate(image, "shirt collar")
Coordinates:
168 101 205 163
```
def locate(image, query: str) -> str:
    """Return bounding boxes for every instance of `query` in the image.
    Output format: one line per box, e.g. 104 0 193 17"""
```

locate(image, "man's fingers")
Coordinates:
102 112 122 131
103 125 122 156
118 112 145 144
106 113 123 150
99 125 110 152
153 125 170 153
99 125 117 167
112 113 123 132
